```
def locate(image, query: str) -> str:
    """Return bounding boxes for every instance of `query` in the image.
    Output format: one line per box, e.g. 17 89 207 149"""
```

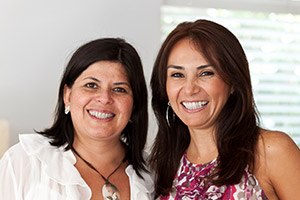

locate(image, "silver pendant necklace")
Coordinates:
72 148 125 200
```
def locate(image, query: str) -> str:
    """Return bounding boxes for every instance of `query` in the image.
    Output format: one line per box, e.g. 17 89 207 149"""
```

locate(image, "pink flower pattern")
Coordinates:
159 154 268 200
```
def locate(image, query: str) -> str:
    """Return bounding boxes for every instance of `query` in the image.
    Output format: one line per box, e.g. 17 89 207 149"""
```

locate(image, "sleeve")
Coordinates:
0 151 18 200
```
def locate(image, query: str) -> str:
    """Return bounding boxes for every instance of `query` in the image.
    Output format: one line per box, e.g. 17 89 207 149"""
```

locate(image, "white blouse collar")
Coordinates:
19 133 89 186
19 133 154 197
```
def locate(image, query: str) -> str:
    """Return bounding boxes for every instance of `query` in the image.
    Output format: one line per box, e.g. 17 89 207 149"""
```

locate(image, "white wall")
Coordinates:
0 0 161 149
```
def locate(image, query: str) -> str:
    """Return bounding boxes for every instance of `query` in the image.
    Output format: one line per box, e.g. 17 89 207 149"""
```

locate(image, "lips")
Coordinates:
181 101 208 110
88 110 115 119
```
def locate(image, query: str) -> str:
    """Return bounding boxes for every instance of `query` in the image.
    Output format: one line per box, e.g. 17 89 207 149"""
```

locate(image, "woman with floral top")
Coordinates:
149 19 300 200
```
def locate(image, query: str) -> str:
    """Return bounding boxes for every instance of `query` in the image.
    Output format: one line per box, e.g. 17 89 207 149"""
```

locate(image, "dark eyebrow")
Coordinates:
83 77 130 87
167 65 184 70
83 77 100 82
197 64 212 70
167 64 212 70
114 82 131 87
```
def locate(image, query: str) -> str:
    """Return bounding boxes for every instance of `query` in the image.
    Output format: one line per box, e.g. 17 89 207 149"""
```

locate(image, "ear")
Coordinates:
63 84 71 106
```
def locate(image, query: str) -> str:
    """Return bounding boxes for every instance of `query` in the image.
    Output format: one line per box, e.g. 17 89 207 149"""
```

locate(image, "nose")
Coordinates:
184 78 200 95
95 89 113 104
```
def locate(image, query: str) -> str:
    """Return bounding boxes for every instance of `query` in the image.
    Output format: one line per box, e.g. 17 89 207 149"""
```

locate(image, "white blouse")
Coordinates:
0 134 154 200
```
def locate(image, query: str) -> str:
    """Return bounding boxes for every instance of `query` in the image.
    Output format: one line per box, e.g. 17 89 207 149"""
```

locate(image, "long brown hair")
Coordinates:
149 19 260 196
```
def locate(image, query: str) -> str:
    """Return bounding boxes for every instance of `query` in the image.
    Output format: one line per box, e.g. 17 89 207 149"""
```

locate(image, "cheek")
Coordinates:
70 91 92 108
166 87 173 101
119 97 134 113
166 80 176 99
208 82 231 101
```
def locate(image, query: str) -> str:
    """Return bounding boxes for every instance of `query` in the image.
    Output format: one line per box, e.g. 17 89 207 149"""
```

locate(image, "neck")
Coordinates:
187 127 218 164
72 135 126 169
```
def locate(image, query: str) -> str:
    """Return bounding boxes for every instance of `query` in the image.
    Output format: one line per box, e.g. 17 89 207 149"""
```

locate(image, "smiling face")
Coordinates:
166 38 231 132
63 61 133 141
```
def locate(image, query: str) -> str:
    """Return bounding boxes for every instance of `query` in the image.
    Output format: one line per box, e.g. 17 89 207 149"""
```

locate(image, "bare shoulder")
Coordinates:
258 129 299 155
257 129 300 173
256 129 300 200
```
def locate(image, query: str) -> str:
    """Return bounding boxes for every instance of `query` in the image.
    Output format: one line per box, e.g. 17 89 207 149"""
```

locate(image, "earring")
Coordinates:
166 102 171 127
230 87 234 94
64 105 70 115
166 102 175 127
120 134 128 145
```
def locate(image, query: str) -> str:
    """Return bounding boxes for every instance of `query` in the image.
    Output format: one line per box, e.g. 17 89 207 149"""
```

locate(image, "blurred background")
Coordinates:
1 0 300 156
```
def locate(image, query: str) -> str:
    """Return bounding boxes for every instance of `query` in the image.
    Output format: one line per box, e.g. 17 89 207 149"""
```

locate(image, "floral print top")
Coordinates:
159 154 268 200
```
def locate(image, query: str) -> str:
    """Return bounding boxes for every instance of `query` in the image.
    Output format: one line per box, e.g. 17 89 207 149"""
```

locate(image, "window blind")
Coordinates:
162 6 300 146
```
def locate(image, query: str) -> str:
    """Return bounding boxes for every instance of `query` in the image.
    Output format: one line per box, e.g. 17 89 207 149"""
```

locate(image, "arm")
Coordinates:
263 131 300 200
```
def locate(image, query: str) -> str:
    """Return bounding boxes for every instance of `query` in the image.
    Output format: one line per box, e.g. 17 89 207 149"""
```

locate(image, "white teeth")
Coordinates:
182 101 208 110
89 110 114 119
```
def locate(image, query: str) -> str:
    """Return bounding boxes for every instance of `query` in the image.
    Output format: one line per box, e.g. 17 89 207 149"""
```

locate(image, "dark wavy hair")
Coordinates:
149 19 260 196
37 38 148 177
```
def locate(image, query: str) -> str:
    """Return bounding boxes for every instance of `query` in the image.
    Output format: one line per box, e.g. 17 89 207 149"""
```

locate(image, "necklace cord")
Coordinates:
72 148 126 183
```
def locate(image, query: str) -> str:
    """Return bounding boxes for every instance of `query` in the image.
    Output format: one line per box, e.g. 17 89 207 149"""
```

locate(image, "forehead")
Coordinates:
167 38 208 66
78 61 128 79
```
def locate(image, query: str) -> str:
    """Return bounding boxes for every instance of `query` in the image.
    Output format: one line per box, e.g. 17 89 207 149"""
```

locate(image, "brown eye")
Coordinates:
171 72 184 78
200 71 214 77
85 83 97 89
113 87 127 93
